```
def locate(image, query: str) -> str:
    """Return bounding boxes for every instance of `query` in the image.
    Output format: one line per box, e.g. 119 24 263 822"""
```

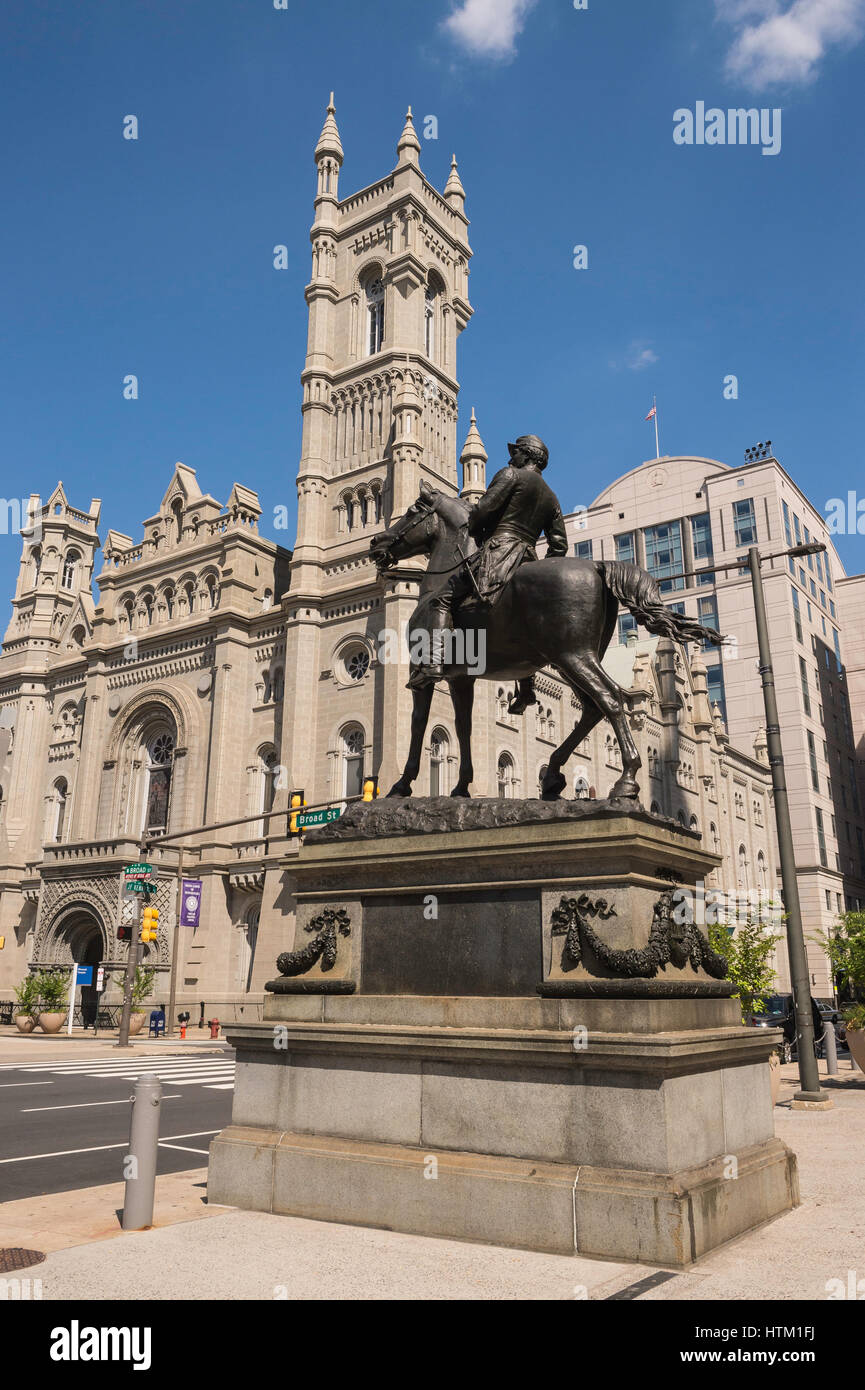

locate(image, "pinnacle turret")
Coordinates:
444 154 466 209
460 409 487 505
397 106 421 165
315 92 344 166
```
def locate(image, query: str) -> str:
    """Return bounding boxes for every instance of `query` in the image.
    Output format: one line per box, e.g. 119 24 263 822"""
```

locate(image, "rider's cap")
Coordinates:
508 435 549 470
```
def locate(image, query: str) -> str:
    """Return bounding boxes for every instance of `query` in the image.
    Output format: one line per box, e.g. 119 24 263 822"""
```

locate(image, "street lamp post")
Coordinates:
748 544 829 1107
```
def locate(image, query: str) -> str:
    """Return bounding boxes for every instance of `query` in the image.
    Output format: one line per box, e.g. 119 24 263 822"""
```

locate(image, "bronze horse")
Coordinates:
370 486 722 803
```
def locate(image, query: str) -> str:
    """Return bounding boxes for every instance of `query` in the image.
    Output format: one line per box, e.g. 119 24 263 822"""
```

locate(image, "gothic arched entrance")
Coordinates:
43 907 106 1027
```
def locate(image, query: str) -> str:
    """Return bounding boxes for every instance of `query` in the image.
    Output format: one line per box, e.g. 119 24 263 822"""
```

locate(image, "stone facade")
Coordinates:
0 103 778 1019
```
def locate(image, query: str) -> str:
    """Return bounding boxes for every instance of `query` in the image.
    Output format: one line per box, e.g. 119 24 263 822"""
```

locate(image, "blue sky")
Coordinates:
2 0 864 606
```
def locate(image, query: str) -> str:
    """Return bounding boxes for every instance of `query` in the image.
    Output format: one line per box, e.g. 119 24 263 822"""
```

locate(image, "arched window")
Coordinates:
145 731 174 833
53 779 68 842
239 906 259 993
341 726 365 798
171 498 183 544
184 581 196 615
270 667 284 703
366 277 385 355
142 593 154 626
737 844 748 890
346 496 356 532
689 815 699 833
70 624 85 647
497 753 515 799
650 800 661 815
61 550 80 590
424 284 437 360
163 588 174 620
205 576 218 610
262 751 279 814
677 810 687 827
574 774 590 800
710 822 720 853
430 730 449 797
372 488 383 524
757 851 768 895
30 547 42 587
538 764 549 797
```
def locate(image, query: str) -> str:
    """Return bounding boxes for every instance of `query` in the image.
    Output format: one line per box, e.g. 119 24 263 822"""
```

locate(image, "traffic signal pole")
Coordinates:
116 836 148 1050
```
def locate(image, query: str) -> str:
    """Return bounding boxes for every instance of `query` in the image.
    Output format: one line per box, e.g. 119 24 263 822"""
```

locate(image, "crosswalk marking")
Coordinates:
2 1055 235 1090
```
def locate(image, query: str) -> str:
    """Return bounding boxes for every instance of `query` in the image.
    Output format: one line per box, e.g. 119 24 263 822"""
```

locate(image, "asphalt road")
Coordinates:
0 1049 235 1201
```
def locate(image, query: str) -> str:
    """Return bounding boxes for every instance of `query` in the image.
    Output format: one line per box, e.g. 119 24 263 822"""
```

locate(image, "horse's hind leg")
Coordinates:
386 684 434 797
552 651 642 802
542 696 605 800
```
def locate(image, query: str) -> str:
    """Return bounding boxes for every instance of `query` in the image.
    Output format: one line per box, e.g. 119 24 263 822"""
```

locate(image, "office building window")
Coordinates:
644 520 684 593
815 808 828 868
799 657 811 716
782 501 793 546
792 588 803 643
706 664 726 720
691 513 714 563
574 539 593 559
833 629 842 673
793 514 802 545
733 498 757 547
614 532 635 563
698 595 718 650
617 612 638 645
804 528 815 570
807 731 819 792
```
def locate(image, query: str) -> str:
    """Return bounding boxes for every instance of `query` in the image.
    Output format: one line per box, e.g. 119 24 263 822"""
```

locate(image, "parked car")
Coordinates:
750 994 841 1062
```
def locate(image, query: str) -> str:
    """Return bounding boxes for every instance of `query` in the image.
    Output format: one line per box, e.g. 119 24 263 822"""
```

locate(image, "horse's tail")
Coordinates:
595 560 724 648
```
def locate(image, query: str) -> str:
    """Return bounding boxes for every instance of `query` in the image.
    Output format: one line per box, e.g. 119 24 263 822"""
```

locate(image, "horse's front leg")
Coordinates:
386 684 435 797
448 676 474 797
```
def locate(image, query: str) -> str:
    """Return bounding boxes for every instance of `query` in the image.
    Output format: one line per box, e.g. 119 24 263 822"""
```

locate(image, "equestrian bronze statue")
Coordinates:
370 435 722 803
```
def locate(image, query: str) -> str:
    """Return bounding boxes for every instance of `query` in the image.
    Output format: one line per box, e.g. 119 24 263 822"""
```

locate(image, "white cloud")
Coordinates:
442 0 538 60
627 343 658 372
716 0 865 88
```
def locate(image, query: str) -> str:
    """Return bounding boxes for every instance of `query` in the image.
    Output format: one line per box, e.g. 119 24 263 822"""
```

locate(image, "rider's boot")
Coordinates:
508 677 538 716
407 615 450 690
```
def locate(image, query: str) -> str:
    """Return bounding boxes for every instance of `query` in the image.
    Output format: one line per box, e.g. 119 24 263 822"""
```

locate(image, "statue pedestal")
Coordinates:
208 802 798 1265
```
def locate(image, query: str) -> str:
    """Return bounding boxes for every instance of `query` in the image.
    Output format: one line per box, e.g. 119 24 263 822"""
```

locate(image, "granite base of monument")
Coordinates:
208 800 798 1265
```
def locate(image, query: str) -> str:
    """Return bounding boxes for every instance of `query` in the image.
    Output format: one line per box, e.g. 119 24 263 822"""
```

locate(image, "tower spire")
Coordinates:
397 106 421 166
460 408 487 506
444 153 466 210
315 92 344 168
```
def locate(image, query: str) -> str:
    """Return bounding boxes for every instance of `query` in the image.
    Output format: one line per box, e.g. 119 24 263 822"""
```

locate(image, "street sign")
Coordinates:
124 862 153 881
96 967 105 992
125 880 150 894
179 879 202 927
75 965 93 986
296 806 343 830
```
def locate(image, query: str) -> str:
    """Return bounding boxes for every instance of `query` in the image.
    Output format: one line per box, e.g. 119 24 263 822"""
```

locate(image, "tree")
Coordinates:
708 915 781 1022
812 911 865 1001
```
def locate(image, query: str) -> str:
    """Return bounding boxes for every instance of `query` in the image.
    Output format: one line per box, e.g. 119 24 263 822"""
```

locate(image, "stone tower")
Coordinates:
282 99 474 799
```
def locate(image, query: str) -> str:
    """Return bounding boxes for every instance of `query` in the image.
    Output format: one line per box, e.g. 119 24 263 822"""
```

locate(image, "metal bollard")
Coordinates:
824 1021 838 1076
122 1075 162 1231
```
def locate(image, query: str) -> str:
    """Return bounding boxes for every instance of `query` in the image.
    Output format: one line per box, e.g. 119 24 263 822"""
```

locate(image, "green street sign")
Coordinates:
296 807 342 830
126 881 147 893
124 862 153 881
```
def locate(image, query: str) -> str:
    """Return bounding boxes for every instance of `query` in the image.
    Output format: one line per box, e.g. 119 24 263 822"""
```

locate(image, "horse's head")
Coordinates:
369 484 441 572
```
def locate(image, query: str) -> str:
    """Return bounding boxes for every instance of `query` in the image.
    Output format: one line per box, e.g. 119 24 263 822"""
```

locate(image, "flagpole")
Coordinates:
653 394 660 460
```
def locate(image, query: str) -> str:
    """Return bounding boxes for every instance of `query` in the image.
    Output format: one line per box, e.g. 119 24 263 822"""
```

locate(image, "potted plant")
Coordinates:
709 908 783 1104
129 966 156 1036
13 974 39 1033
34 968 70 1033
843 1003 865 1073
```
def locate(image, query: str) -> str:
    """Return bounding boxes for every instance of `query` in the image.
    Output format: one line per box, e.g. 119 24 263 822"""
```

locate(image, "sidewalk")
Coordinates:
3 1062 862 1301
0 1032 230 1064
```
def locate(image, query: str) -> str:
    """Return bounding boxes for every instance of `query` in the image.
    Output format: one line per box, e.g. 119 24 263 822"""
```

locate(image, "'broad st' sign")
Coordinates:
296 807 342 830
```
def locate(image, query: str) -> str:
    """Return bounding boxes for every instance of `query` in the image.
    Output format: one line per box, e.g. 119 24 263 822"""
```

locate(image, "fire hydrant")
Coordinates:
179 1023 187 1039
208 1018 220 1039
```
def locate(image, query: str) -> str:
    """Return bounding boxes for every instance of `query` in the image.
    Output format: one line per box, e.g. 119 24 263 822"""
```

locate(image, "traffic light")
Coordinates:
289 790 305 835
141 905 159 944
362 777 379 802
117 924 132 942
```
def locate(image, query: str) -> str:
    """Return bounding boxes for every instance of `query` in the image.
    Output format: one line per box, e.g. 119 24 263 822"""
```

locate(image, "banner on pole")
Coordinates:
180 879 203 927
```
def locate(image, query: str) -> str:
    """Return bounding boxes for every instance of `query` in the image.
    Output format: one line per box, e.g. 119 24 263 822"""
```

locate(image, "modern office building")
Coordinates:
565 452 865 994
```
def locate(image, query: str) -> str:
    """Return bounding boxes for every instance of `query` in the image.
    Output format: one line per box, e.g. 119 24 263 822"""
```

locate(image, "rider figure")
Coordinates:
410 434 568 709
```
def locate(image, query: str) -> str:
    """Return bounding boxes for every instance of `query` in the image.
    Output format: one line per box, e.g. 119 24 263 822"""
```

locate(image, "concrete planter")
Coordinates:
129 1013 146 1036
38 1011 66 1034
847 1028 865 1073
14 1015 36 1034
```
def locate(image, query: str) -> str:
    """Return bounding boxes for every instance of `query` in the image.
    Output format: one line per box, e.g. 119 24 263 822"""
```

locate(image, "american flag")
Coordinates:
645 405 657 421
